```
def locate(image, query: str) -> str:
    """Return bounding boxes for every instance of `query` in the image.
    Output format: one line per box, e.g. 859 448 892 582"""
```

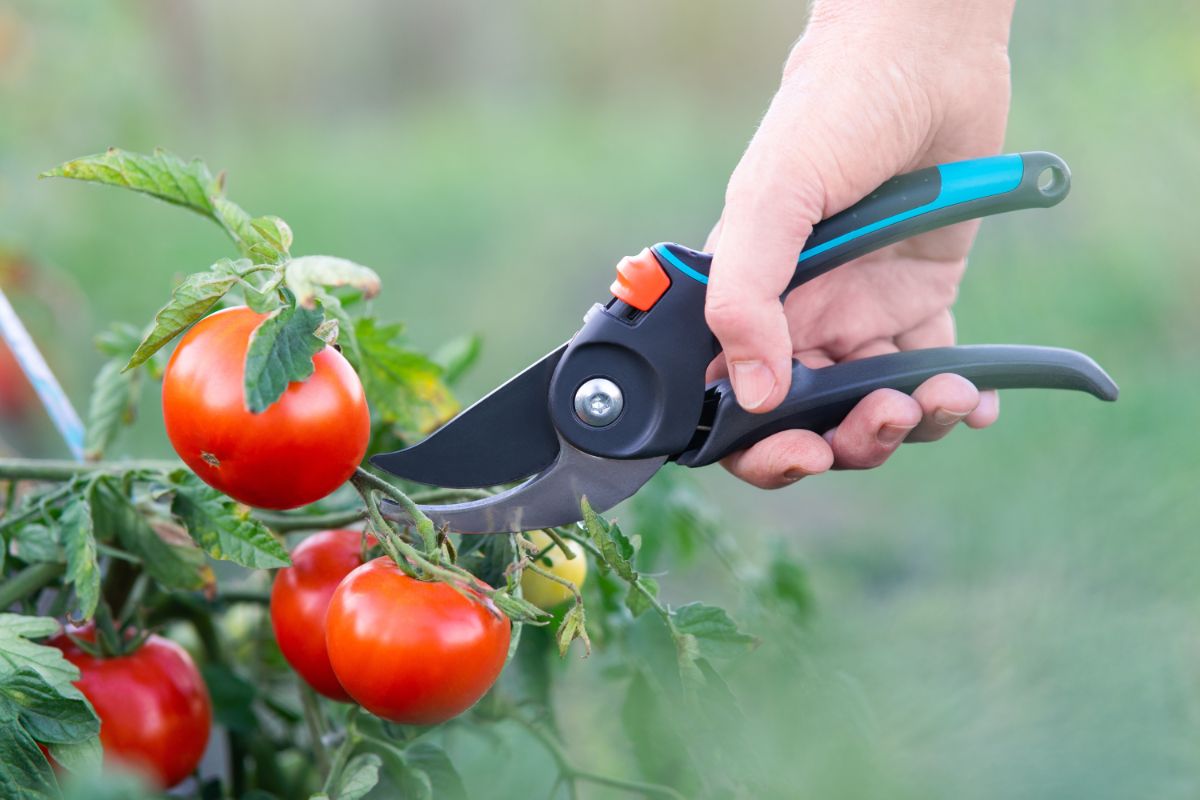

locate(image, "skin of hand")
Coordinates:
705 0 1017 488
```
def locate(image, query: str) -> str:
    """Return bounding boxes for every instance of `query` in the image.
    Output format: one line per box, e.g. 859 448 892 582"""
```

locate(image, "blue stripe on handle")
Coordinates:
654 154 1024 286
653 244 709 285
797 154 1024 263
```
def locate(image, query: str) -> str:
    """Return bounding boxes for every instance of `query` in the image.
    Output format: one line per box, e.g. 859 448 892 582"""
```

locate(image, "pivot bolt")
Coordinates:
574 378 624 427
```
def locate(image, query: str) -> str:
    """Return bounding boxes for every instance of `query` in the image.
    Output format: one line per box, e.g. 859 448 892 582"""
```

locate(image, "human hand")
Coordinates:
705 0 1017 488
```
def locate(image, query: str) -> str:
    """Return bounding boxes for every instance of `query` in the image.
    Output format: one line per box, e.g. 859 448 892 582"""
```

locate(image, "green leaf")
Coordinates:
242 295 325 413
47 736 102 776
42 147 217 216
392 757 433 800
432 335 482 386
331 752 382 800
349 318 459 435
626 576 659 619
170 471 290 568
90 478 210 590
0 668 99 745
580 500 637 582
674 632 705 693
0 716 58 800
124 260 245 370
285 256 381 309
9 524 61 564
555 602 591 657
0 615 86 702
759 551 815 622
59 498 99 621
84 359 142 459
43 148 291 263
405 743 468 800
672 603 758 661
199 664 258 733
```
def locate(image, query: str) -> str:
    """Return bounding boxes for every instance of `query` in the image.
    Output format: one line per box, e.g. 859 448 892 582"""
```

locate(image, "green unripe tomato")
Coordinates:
520 530 587 609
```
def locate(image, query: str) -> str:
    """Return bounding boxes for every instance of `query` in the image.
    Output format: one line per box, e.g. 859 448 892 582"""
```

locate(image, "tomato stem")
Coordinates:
0 561 63 607
251 507 366 532
0 457 181 482
299 683 331 775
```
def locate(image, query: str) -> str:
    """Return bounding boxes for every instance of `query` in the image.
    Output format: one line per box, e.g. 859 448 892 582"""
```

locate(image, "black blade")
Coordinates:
371 344 566 488
380 433 667 533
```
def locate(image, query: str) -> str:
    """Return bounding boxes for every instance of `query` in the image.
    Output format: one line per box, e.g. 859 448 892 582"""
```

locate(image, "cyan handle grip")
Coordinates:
650 151 1071 292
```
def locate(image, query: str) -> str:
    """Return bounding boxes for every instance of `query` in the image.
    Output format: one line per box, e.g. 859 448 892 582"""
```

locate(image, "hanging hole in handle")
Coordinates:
1037 165 1068 198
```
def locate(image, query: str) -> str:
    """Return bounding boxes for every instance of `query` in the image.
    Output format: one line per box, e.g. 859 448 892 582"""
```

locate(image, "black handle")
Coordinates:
650 151 1071 293
674 345 1118 467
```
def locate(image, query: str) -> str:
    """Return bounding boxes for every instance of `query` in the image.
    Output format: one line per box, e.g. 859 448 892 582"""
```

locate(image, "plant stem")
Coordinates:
0 458 180 482
0 562 64 608
409 487 494 503
560 528 675 630
514 715 684 800
300 684 331 775
352 468 438 552
0 483 76 531
322 707 360 795
253 507 366 532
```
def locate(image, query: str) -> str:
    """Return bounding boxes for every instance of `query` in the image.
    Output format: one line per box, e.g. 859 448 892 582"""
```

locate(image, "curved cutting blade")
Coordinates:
380 433 666 534
371 344 566 488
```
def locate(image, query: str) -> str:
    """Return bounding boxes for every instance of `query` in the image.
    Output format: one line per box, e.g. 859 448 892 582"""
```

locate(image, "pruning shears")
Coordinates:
374 151 1117 533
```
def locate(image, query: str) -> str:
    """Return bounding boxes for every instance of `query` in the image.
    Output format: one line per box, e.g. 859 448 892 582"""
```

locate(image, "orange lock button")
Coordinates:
610 248 670 311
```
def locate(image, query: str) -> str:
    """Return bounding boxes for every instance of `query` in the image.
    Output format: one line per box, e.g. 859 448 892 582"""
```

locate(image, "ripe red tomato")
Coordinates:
50 631 212 789
162 306 370 509
325 558 511 724
270 529 369 701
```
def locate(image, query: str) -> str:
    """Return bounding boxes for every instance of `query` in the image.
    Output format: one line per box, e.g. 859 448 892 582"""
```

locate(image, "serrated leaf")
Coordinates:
285 256 381 309
349 318 458 435
432 335 482 386
124 262 244 370
0 716 58 800
0 669 99 744
674 632 705 692
42 147 217 216
580 500 637 582
9 524 61 564
393 758 433 800
626 576 659 618
94 322 143 359
170 471 290 568
89 478 209 591
60 498 99 621
84 359 141 460
47 736 101 775
250 215 293 254
314 318 339 345
556 602 591 657
212 195 288 263
672 603 758 661
332 753 382 800
0 615 85 702
242 296 325 413
405 744 468 800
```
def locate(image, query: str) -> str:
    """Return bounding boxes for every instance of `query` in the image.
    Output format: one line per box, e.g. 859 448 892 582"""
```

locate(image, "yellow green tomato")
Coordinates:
520 531 587 610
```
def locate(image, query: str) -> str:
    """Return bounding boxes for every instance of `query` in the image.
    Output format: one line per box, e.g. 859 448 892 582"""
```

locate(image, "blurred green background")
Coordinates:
2 1 1198 797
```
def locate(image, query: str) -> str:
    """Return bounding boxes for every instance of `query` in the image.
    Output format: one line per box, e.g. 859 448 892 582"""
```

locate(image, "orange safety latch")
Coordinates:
609 248 670 311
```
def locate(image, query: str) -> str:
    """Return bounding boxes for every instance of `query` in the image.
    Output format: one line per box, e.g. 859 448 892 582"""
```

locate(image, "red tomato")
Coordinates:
270 529 369 701
50 631 212 789
161 306 370 509
325 558 511 724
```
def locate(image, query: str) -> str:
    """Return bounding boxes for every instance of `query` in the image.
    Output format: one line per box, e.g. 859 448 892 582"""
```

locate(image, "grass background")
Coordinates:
2 1 1198 796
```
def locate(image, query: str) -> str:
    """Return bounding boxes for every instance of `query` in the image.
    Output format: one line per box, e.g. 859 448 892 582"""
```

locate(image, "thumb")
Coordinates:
706 47 925 412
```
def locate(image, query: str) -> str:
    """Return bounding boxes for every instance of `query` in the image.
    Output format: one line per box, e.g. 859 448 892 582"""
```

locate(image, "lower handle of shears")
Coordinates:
674 345 1118 468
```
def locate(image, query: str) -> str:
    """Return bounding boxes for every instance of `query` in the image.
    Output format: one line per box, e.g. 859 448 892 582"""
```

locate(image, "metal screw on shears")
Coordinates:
574 378 623 427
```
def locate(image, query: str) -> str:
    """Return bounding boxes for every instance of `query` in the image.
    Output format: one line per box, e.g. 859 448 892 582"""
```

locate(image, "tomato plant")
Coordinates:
163 307 370 510
325 557 511 724
0 148 802 799
269 529 368 701
49 628 212 789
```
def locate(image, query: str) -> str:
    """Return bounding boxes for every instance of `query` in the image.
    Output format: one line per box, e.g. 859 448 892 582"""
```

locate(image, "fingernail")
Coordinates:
932 408 967 427
783 467 811 482
877 423 913 446
730 361 776 410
